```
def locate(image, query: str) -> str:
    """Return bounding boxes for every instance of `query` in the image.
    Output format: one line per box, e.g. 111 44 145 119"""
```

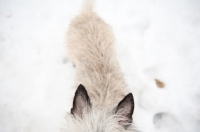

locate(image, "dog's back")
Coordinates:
67 0 129 108
64 1 137 132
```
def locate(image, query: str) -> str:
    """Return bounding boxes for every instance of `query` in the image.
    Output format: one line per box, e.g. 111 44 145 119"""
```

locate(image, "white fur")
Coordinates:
63 109 138 132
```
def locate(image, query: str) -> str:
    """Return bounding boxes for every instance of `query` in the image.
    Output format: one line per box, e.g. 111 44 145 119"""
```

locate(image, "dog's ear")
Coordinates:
71 84 91 117
115 93 134 128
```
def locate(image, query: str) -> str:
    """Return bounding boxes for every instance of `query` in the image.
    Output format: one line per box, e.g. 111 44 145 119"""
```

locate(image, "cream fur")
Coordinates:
63 0 137 131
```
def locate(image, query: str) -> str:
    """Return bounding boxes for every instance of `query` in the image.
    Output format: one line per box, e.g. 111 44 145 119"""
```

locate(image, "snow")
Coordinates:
0 0 200 132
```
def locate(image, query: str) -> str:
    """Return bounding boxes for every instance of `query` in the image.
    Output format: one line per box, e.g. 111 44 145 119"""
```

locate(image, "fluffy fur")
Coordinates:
64 109 138 132
63 0 138 131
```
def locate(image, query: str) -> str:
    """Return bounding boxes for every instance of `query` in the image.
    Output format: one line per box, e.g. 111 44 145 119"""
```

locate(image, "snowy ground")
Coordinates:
0 0 200 132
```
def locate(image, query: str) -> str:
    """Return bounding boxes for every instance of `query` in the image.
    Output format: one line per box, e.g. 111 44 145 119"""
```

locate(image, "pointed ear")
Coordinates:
115 93 134 128
71 84 91 117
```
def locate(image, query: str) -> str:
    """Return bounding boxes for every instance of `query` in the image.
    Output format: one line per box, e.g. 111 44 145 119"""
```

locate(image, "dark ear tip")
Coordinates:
127 93 133 97
79 84 84 87
76 84 90 104
115 92 135 126
125 93 134 102
78 84 84 89
76 84 86 92
71 84 91 116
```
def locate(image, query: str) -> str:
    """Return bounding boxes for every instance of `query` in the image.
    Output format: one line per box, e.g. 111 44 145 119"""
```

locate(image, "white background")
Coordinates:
0 0 200 132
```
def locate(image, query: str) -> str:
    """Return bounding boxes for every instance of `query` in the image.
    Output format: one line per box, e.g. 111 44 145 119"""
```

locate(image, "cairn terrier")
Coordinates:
63 0 138 131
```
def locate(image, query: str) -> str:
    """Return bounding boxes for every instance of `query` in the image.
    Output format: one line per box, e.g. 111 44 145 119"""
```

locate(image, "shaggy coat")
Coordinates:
63 1 137 132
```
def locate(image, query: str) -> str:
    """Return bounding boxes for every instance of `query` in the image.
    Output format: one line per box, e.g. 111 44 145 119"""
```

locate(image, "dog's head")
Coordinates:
63 84 137 132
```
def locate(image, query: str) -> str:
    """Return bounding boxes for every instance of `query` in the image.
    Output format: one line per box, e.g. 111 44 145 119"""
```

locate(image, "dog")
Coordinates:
63 0 138 131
